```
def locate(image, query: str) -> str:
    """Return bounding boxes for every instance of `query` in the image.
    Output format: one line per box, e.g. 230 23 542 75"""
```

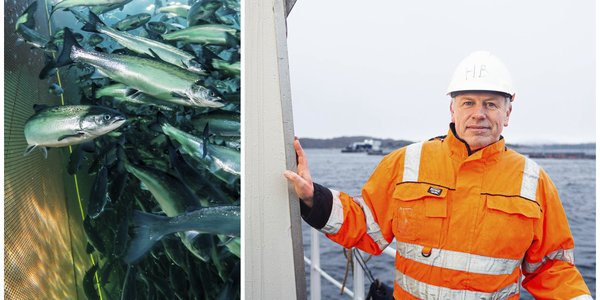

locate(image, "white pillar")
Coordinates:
244 0 307 299
310 229 322 300
353 250 365 300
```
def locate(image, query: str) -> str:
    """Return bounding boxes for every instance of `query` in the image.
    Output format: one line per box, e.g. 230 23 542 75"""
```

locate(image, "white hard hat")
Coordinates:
446 51 516 101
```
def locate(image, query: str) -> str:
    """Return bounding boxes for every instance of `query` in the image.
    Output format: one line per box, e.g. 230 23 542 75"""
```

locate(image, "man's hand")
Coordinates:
283 138 315 207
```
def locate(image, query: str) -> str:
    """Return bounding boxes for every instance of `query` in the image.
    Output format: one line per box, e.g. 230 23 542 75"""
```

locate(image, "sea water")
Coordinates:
302 149 596 299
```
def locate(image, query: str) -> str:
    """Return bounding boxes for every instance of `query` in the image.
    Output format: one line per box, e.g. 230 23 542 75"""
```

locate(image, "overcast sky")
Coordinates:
286 0 595 144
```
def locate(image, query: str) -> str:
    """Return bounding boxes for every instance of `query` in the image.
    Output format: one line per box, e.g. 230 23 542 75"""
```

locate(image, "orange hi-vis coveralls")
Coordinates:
301 126 592 299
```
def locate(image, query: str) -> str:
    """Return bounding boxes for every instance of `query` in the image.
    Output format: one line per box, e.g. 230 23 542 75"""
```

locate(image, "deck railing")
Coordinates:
304 228 396 300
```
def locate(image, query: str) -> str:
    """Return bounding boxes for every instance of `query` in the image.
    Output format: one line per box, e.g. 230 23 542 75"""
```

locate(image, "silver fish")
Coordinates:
123 207 240 264
191 112 240 137
161 24 239 46
45 28 222 108
87 33 104 46
162 123 240 185
157 4 191 18
123 162 217 262
89 0 133 15
24 105 126 158
211 59 240 76
15 2 57 52
83 12 206 74
51 0 130 15
113 13 151 31
95 83 175 111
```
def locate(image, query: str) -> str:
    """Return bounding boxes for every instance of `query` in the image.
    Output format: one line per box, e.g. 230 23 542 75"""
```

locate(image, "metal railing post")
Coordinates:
353 249 365 300
310 229 322 300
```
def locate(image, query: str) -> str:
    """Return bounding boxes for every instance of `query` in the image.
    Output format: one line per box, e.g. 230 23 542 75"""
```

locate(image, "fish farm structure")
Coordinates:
6 0 242 299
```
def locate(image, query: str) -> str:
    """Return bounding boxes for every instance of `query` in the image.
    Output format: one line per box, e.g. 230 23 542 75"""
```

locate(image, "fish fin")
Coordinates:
122 211 168 264
33 104 50 113
24 145 37 156
224 33 239 47
90 69 107 79
82 11 105 33
58 132 84 141
124 88 140 97
19 2 38 29
148 111 168 133
170 91 187 99
217 236 236 247
39 61 57 79
147 48 163 61
42 147 48 159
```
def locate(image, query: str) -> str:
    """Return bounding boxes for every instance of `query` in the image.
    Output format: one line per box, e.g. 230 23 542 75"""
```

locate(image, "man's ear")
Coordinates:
504 102 512 127
450 100 455 123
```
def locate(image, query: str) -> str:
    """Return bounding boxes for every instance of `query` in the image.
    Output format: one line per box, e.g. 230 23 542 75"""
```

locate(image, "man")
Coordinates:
284 51 592 299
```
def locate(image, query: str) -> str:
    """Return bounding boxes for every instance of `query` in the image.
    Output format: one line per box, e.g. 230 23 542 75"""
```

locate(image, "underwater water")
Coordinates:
6 0 240 299
303 149 596 299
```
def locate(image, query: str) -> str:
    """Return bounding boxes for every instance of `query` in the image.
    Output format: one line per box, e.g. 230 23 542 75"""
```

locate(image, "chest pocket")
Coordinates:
480 195 541 257
392 183 448 248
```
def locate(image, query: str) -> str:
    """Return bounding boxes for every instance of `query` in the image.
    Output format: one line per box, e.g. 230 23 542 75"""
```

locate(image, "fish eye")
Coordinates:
103 114 111 121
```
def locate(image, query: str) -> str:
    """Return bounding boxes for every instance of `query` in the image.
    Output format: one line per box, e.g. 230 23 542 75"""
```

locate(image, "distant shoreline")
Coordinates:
299 136 596 151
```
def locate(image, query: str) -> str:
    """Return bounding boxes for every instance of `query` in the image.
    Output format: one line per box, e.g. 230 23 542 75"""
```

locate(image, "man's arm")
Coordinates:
284 139 399 255
521 170 592 299
283 138 315 207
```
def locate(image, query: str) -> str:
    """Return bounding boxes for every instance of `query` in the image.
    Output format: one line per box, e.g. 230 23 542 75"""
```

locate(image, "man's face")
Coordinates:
450 92 512 150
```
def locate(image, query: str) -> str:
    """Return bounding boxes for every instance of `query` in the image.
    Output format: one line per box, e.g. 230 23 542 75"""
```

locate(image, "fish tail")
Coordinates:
82 11 105 33
57 27 81 65
22 1 38 28
39 27 79 79
122 210 168 264
148 111 169 133
225 32 239 47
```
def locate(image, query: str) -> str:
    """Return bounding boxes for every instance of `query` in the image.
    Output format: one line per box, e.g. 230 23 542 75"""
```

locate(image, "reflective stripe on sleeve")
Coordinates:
522 248 575 274
570 295 594 300
520 157 540 201
395 270 520 300
402 142 423 182
396 241 521 275
320 189 344 234
353 196 389 251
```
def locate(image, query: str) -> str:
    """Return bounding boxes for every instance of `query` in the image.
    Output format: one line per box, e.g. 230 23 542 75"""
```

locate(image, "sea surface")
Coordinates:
302 148 596 299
